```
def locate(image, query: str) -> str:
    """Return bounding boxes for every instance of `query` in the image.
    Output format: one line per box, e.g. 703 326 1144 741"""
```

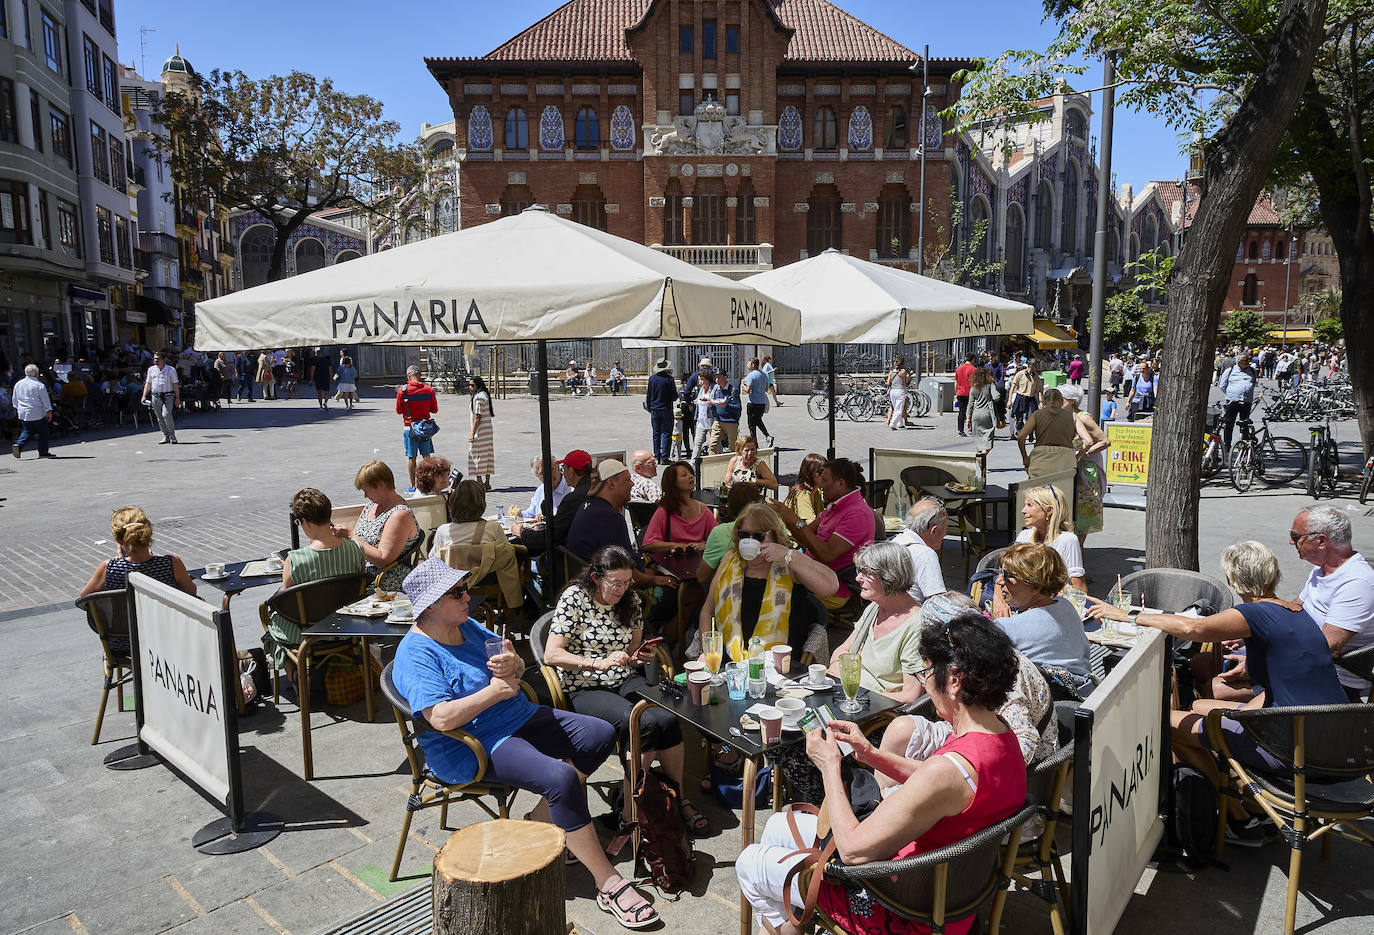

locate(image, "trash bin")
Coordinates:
919 377 957 413
1042 370 1066 389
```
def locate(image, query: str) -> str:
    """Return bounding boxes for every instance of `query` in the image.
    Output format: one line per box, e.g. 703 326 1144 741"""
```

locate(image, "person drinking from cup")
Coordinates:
260 488 366 673
738 610 1027 935
390 557 658 929
544 545 710 835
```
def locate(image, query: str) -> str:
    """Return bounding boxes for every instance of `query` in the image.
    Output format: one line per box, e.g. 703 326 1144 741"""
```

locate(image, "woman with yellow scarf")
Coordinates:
698 503 839 663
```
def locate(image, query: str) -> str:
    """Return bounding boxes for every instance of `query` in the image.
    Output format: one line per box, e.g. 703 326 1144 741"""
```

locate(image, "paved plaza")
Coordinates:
3 379 1373 935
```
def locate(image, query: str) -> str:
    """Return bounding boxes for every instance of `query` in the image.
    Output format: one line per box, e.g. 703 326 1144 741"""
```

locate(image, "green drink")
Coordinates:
838 653 863 713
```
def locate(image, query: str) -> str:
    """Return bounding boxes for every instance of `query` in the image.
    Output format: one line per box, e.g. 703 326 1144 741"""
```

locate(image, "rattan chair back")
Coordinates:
863 479 894 513
76 589 133 655
626 500 659 548
1229 704 1374 776
1118 569 1235 614
265 572 372 628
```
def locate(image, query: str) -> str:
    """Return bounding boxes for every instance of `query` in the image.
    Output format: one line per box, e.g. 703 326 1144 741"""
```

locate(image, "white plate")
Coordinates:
200 572 229 581
798 677 835 690
386 613 415 624
781 722 803 733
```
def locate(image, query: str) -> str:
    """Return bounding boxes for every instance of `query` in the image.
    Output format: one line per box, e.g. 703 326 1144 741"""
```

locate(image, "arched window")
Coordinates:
969 195 993 267
885 105 907 149
813 107 837 151
336 250 361 263
575 107 600 151
1128 232 1140 264
404 220 424 244
500 184 533 216
1061 161 1079 254
571 184 607 231
1065 109 1087 139
1034 179 1054 250
294 238 326 274
1248 240 1259 259
692 178 727 244
664 179 685 245
1005 203 1025 291
1109 228 1120 265
806 184 841 255
736 180 755 244
1144 215 1159 254
1242 273 1258 306
876 183 909 258
240 225 274 288
504 108 528 150
429 138 454 159
1261 240 1271 259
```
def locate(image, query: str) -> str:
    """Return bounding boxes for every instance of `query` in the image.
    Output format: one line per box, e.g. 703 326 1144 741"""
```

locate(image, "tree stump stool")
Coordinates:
432 819 567 935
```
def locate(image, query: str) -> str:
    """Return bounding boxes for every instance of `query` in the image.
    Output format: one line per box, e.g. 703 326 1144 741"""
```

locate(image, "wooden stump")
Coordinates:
432 819 567 935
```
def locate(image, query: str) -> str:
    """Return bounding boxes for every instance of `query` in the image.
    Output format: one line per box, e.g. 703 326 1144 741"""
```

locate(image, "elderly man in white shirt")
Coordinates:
11 364 55 459
890 497 950 602
1292 505 1374 700
141 350 181 444
628 449 661 502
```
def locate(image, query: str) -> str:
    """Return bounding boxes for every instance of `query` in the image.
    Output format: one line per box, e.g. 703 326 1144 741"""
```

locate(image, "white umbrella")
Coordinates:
744 250 1034 455
195 209 800 351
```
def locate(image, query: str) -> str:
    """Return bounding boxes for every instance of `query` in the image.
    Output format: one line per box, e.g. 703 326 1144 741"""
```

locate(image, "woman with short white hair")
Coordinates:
1058 383 1111 545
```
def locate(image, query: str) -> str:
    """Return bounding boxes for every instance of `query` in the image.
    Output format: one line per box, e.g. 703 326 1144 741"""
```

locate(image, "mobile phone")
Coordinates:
636 637 665 655
798 708 824 733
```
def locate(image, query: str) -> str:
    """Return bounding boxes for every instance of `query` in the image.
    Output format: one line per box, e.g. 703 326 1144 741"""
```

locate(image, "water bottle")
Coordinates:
747 637 765 680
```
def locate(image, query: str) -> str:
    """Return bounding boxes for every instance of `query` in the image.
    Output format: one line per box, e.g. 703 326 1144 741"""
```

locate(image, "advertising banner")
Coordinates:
1105 423 1152 486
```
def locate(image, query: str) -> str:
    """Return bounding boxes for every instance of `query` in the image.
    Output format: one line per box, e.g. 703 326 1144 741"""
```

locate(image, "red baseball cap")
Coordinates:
556 449 593 472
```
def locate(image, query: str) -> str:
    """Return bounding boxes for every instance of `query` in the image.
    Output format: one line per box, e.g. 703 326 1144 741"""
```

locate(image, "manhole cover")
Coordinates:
199 453 227 458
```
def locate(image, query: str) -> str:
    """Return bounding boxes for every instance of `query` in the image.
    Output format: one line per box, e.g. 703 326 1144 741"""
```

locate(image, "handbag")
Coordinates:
403 391 440 439
764 803 838 934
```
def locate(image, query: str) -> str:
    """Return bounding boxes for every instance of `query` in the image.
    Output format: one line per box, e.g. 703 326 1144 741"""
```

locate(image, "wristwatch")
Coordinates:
792 518 807 531
1127 610 1140 628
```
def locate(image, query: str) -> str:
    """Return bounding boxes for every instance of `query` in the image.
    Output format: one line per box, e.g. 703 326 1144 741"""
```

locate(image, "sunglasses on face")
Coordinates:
1289 531 1320 544
445 584 469 600
737 531 766 542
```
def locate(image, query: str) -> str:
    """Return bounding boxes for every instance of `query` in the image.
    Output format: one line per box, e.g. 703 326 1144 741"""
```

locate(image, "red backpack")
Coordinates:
629 767 695 894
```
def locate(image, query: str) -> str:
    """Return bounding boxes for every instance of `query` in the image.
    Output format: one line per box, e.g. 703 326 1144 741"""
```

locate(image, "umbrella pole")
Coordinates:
537 338 559 594
827 342 837 461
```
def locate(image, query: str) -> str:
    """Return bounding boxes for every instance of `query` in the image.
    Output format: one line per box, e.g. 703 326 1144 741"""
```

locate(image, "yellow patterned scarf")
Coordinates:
712 551 793 660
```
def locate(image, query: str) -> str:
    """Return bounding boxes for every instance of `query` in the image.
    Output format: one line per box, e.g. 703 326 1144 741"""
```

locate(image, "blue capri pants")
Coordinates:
484 705 616 832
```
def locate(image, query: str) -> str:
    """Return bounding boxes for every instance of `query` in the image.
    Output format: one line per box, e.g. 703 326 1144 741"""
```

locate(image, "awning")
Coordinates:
1028 318 1079 349
1270 327 1314 342
69 285 109 303
136 294 176 325
1048 266 1091 284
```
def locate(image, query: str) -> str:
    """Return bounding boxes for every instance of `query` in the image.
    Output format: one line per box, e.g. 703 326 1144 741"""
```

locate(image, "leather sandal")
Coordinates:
597 880 659 929
680 801 710 834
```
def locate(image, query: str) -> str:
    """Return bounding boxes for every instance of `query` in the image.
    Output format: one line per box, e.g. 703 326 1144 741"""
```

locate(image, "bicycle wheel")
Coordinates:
1257 435 1307 486
807 392 830 421
1200 439 1222 479
1229 444 1255 493
911 391 931 418
1307 445 1322 499
1325 441 1342 494
843 393 871 422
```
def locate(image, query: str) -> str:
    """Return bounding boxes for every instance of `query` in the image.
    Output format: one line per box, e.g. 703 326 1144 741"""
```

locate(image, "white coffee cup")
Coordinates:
390 602 414 620
808 663 829 686
266 557 284 571
737 536 762 561
204 562 225 578
776 697 806 727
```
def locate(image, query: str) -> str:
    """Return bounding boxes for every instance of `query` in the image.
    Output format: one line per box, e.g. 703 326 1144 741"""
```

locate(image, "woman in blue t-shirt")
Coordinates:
390 557 658 929
1088 540 1345 843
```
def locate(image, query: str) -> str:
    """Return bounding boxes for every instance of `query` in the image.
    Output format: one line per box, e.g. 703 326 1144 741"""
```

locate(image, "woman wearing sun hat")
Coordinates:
389 557 658 929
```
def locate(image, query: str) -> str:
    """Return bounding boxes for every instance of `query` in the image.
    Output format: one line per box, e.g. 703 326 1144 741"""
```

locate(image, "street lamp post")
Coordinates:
911 46 931 385
1087 52 1117 422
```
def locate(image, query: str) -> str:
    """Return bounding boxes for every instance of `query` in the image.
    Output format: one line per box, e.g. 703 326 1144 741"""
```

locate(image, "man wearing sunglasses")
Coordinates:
140 349 180 445
1290 506 1374 700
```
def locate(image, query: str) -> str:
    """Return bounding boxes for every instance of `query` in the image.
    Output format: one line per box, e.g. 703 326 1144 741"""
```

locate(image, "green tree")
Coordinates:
156 70 422 283
1142 311 1169 348
1092 292 1147 345
1224 308 1274 346
1313 314 1345 343
949 0 1331 570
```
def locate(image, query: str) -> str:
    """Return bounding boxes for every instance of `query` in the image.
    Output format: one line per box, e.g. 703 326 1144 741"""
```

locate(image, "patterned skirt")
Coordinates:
468 418 495 474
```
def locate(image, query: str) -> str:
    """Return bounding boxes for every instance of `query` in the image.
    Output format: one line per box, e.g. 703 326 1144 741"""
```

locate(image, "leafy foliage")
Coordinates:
1224 308 1273 346
1313 314 1345 343
155 69 423 282
1093 292 1146 344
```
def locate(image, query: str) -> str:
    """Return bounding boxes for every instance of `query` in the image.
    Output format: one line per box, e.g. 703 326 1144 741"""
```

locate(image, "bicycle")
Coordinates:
1200 405 1225 480
1360 453 1374 505
1228 417 1307 492
1306 412 1341 500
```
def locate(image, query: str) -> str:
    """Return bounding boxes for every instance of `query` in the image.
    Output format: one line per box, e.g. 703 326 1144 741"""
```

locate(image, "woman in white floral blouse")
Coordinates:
545 545 710 833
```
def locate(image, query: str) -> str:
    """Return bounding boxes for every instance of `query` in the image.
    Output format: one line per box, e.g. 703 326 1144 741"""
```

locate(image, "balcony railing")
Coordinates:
651 243 773 270
139 231 179 257
143 285 182 309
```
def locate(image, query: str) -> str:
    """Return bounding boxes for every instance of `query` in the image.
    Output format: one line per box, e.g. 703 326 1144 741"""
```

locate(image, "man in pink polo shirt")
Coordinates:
767 457 875 609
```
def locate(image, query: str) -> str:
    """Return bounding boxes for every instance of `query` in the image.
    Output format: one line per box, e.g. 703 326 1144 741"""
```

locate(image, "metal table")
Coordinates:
296 612 411 779
628 680 902 935
188 559 284 611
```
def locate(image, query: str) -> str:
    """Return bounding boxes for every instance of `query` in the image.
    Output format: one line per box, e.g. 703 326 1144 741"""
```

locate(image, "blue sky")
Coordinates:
114 0 1187 190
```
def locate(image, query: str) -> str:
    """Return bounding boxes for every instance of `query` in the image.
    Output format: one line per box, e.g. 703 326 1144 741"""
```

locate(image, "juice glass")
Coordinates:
703 631 724 684
838 653 864 713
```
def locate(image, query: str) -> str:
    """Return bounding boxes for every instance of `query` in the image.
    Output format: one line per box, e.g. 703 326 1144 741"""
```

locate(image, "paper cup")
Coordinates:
683 660 706 676
687 671 712 705
808 663 829 686
759 706 783 743
776 697 806 728
771 644 792 675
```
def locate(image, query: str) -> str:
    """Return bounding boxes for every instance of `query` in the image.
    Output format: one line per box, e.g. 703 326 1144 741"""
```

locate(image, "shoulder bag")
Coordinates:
403 391 440 440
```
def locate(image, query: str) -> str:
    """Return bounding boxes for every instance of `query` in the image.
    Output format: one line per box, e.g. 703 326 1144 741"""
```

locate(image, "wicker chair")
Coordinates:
379 662 532 881
529 609 675 710
74 590 135 745
625 500 660 550
812 799 1039 935
257 572 372 708
1207 704 1374 934
1333 643 1374 699
1008 702 1079 935
862 479 894 514
1117 568 1235 614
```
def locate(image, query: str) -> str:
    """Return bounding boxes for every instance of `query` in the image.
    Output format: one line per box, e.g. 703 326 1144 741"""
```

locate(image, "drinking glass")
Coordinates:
725 663 748 700
703 631 724 684
838 653 864 714
1064 586 1088 619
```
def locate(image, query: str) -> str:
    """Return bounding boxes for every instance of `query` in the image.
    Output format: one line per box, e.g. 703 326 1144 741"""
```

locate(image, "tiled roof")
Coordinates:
458 0 918 64
1152 180 1200 228
1247 189 1281 225
1153 179 1282 229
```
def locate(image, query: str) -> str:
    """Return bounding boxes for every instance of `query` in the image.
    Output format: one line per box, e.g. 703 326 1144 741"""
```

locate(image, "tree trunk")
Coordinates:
1145 0 1330 570
431 819 567 935
265 208 314 283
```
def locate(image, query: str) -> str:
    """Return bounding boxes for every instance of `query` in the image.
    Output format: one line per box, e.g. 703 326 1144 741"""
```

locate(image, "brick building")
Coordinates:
424 0 968 274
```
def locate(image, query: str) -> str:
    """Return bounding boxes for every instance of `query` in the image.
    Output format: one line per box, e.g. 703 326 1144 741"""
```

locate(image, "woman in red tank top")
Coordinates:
738 610 1027 935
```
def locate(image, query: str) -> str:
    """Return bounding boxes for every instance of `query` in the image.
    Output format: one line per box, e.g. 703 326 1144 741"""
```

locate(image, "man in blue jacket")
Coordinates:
644 358 678 461
1218 352 1258 453
707 370 742 454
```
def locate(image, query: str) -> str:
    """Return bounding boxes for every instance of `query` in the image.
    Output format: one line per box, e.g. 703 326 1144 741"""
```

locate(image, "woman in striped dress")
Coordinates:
262 488 366 669
467 375 496 491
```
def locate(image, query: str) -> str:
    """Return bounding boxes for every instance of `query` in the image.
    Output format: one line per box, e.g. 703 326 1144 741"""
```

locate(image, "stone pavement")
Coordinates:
3 380 1372 935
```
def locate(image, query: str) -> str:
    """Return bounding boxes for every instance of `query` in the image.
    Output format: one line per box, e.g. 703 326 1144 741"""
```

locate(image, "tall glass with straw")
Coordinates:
703 629 724 685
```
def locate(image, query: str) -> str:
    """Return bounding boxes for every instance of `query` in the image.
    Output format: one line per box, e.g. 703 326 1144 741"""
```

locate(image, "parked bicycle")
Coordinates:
1228 417 1307 493
1306 411 1342 500
1360 452 1374 505
1200 404 1225 480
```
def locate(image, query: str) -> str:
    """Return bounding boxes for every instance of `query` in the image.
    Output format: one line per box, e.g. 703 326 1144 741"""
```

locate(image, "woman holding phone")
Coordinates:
544 545 710 834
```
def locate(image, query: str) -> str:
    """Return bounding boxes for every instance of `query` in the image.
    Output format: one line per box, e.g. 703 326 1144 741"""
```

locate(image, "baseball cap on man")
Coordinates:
596 459 629 481
402 557 471 617
556 449 593 472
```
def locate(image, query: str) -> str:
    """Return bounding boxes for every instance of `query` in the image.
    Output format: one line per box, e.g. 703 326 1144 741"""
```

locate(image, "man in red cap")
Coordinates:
512 449 593 553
